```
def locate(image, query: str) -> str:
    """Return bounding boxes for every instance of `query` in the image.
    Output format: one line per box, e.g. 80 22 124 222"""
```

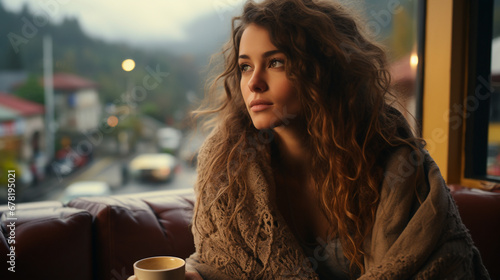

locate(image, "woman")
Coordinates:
185 0 489 279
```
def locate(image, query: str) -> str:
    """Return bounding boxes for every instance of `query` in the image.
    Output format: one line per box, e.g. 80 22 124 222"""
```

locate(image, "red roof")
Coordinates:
390 55 417 84
50 73 97 92
0 92 44 116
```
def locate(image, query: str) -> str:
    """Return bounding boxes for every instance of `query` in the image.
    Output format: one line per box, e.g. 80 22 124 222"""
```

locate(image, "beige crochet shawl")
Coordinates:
186 132 490 279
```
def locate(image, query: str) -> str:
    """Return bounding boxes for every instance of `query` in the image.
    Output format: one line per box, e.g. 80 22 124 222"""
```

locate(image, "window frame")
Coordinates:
464 0 495 182
423 0 499 189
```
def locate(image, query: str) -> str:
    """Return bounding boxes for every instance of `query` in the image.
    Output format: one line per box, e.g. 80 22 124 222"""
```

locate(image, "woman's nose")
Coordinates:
248 70 268 93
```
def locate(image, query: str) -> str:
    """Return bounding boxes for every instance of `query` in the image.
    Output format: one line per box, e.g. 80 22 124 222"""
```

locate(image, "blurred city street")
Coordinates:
18 139 197 203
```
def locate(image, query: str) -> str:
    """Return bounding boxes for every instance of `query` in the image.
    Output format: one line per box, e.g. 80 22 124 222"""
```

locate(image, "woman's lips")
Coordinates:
249 100 273 112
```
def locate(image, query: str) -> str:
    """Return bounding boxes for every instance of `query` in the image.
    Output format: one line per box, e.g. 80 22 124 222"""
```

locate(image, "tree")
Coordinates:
14 75 45 105
4 47 23 70
390 4 416 60
494 6 500 39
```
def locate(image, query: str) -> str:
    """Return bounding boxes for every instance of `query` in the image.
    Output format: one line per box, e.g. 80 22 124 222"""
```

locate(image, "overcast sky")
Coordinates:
2 0 244 46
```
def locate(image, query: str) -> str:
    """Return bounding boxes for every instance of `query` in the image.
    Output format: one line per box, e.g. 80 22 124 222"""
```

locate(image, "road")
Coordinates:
46 157 196 202
23 141 197 203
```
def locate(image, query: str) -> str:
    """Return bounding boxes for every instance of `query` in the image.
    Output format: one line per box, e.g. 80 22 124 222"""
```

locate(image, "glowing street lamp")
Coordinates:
107 115 119 127
122 59 135 72
410 54 419 69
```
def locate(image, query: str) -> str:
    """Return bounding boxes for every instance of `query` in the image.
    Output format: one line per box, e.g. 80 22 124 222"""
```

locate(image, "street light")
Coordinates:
121 59 135 72
119 58 136 155
410 54 418 69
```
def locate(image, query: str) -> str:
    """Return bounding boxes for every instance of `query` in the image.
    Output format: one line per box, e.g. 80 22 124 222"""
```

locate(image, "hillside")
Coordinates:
0 3 206 125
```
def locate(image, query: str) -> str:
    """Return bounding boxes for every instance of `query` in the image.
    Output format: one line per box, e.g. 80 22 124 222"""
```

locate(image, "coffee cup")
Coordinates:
130 256 185 280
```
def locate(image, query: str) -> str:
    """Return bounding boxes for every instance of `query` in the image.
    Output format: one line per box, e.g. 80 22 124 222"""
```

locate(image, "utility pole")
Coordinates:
43 35 55 162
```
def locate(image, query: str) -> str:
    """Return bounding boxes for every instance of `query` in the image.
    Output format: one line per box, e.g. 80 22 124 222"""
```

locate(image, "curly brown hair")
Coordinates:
194 0 422 275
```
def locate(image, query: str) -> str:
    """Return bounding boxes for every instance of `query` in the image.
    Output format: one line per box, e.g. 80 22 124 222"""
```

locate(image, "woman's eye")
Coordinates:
269 59 284 68
240 64 251 72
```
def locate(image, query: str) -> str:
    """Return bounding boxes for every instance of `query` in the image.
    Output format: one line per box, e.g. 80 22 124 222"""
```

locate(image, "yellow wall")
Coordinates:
423 0 454 181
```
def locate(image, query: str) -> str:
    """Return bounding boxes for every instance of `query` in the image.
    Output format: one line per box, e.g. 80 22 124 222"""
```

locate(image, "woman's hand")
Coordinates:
185 270 203 280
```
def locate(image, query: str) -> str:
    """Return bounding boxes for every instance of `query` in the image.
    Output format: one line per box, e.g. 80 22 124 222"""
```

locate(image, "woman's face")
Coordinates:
238 24 301 130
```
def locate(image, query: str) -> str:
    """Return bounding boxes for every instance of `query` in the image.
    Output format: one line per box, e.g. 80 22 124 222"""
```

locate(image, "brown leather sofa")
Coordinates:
448 185 500 280
0 186 499 280
0 188 195 280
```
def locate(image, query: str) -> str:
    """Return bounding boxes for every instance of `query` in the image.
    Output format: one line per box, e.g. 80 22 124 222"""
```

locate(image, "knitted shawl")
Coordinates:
186 131 490 279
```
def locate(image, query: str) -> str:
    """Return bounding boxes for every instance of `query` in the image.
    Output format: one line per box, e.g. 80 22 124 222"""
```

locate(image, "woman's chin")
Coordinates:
251 119 274 130
252 123 273 130
251 119 284 131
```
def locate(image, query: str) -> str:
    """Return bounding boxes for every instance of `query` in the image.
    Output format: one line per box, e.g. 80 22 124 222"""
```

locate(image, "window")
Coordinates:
361 0 425 134
464 0 500 183
423 0 500 188
486 1 500 178
0 0 426 203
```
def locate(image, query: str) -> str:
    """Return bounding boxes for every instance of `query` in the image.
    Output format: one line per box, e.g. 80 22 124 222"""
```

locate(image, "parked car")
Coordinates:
156 127 182 155
60 181 112 203
49 147 91 177
179 130 206 167
125 153 178 183
50 157 74 177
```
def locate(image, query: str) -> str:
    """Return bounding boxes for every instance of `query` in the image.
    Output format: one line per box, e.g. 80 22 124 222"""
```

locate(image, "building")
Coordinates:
0 71 27 92
50 73 101 133
0 92 44 162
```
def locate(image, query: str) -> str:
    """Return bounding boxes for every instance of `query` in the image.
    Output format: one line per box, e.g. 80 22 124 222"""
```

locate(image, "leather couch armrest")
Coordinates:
0 203 93 280
450 185 500 280
69 188 195 280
